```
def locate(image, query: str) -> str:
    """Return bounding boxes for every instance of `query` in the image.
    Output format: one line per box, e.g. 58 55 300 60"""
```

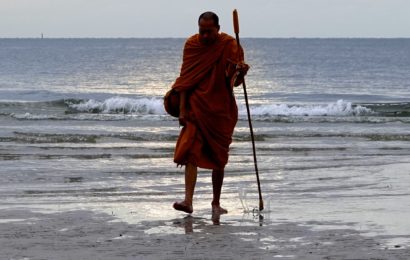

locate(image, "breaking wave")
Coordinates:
68 97 373 117
239 99 372 117
3 97 410 122
67 97 165 115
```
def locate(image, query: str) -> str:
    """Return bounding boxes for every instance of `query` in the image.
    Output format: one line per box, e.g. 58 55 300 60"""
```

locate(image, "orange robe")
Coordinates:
172 33 244 170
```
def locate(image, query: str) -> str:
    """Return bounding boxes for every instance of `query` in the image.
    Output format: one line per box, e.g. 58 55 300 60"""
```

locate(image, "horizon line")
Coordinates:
1 36 410 40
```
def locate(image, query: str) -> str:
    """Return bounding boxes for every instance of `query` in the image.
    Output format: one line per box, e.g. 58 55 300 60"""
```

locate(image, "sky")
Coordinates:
1 0 409 38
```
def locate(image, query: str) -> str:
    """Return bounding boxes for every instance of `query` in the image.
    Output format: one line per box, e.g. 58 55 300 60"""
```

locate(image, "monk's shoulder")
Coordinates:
219 33 239 54
219 33 239 52
219 33 236 46
220 32 235 41
184 34 200 47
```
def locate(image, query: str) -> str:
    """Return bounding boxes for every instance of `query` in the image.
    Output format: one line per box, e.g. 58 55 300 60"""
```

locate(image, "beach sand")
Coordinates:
2 160 410 260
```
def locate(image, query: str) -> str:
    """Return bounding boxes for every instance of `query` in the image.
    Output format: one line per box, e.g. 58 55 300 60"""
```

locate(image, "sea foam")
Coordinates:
240 100 372 117
69 97 372 117
68 96 166 115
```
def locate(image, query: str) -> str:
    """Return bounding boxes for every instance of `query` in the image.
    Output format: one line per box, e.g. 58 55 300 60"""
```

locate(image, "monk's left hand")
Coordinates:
233 62 249 87
236 62 249 76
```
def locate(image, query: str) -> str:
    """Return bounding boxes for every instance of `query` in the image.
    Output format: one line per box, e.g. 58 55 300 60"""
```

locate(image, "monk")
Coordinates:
171 11 249 215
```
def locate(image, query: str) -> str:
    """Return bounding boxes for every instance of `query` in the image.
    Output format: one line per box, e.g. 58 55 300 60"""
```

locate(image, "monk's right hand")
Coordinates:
179 111 187 126
178 91 187 126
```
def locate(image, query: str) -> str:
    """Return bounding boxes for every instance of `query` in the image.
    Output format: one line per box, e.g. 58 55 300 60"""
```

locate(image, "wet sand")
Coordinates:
1 195 410 259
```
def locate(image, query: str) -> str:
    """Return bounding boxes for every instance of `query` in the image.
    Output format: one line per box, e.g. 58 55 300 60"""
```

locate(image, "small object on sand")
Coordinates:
252 207 264 219
238 185 249 212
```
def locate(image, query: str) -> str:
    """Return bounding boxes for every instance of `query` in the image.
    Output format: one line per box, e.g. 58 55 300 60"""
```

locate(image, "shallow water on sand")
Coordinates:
1 117 409 239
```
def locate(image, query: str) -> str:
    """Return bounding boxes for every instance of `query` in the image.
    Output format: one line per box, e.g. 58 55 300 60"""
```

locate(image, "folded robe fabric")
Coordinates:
172 33 244 170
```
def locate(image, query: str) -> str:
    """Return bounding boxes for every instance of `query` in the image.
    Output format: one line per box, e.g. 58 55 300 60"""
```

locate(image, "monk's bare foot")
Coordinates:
211 213 221 225
212 204 228 215
173 201 193 214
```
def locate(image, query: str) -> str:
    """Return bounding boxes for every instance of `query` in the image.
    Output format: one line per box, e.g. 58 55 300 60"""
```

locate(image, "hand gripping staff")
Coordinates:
233 9 264 211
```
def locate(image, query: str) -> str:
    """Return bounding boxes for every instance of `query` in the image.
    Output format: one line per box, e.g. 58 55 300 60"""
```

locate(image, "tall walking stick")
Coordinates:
233 9 264 211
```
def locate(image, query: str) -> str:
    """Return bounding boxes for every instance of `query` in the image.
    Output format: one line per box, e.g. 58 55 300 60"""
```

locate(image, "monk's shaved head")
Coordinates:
198 11 220 45
198 11 219 26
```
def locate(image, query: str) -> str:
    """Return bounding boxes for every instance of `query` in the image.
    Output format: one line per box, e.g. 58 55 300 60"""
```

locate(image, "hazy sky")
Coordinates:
1 0 409 38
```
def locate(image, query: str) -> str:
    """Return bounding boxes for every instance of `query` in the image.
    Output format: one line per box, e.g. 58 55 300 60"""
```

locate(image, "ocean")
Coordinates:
1 38 410 255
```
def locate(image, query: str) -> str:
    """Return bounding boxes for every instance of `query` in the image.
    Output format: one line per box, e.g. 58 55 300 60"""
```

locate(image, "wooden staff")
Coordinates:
233 9 264 211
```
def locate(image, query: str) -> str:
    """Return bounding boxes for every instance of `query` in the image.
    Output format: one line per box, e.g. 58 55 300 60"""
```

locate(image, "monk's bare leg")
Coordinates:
211 168 228 214
173 163 197 214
